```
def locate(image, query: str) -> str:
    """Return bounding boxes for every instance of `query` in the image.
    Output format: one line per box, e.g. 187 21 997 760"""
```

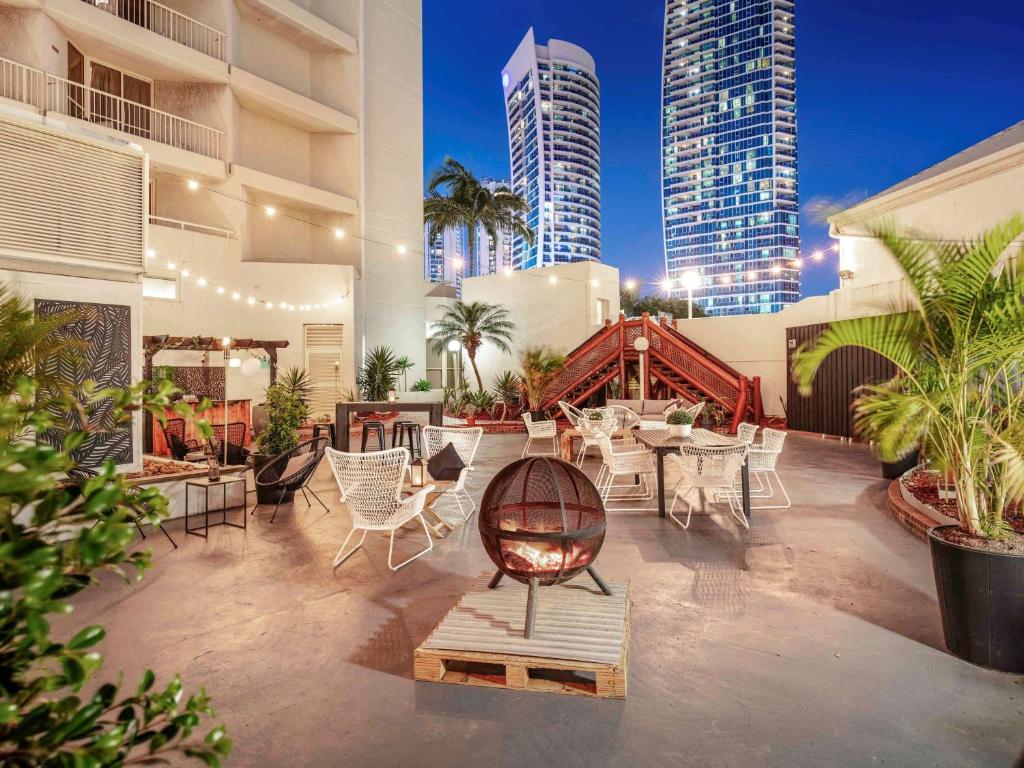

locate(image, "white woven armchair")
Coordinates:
576 411 619 467
325 447 435 571
422 425 483 520
595 433 656 510
606 405 642 431
558 400 584 425
666 443 749 529
736 422 759 445
747 428 790 509
522 413 558 457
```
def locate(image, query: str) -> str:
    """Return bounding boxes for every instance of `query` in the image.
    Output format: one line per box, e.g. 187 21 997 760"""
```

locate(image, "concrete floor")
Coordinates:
70 433 1023 767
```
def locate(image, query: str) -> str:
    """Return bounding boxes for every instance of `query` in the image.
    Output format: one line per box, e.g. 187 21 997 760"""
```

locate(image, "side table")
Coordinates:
185 476 247 539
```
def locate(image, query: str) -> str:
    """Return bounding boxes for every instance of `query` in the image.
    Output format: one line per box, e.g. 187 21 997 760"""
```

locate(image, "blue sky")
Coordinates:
424 1 1024 298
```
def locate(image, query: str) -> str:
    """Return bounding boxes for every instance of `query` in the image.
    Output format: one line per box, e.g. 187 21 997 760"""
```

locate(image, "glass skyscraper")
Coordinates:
502 28 601 270
661 0 798 316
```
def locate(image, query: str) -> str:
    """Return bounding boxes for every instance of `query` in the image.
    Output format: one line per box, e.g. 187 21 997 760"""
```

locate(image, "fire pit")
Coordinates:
479 457 612 638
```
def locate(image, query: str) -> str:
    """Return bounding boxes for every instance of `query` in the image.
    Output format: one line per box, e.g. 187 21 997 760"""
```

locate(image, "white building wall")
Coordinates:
457 261 620 389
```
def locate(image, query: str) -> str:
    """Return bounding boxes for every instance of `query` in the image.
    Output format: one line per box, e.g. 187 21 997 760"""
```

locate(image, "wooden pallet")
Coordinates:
414 575 630 699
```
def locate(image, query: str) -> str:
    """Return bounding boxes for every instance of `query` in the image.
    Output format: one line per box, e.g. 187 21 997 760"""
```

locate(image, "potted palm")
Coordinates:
794 217 1024 673
666 408 694 438
520 346 566 420
491 370 522 422
464 389 495 427
252 383 306 503
357 346 400 403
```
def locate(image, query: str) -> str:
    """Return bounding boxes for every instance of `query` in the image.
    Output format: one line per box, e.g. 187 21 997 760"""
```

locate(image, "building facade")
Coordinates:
0 0 425 459
501 28 601 270
424 178 514 288
661 0 799 316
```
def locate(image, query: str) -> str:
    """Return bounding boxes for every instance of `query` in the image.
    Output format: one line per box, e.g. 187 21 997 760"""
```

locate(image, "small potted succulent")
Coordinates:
666 408 694 438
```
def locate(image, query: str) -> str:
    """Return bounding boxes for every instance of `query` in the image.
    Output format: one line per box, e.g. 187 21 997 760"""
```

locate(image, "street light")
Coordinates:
680 270 700 319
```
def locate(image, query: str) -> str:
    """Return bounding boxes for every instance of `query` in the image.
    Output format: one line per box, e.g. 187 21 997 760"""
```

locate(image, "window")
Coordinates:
594 297 610 325
142 276 177 300
304 324 344 419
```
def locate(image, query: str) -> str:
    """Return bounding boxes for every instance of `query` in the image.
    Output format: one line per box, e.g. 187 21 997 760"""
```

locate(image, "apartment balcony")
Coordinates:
41 0 229 82
0 56 225 175
80 0 227 61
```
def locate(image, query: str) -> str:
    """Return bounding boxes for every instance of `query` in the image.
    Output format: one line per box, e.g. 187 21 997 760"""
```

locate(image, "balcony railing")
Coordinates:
80 0 228 61
0 57 224 160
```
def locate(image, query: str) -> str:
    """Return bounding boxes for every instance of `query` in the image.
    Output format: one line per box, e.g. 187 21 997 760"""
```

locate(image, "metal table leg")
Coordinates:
741 459 752 519
656 449 667 518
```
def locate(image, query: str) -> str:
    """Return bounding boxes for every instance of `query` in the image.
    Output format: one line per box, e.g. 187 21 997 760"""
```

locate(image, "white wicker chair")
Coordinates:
736 422 759 445
666 443 749 530
747 428 791 509
606 404 642 431
558 400 584 426
422 425 484 520
576 411 619 467
325 447 435 571
522 413 558 458
595 433 656 510
684 401 705 421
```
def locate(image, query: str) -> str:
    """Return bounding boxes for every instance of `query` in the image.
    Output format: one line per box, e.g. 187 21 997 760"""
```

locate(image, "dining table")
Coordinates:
631 428 752 520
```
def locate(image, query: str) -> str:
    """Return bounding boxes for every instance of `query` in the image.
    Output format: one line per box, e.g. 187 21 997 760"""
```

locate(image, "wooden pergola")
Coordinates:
142 335 289 452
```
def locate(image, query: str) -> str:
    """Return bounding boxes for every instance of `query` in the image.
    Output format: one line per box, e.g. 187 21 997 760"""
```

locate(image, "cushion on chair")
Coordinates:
427 442 466 481
282 453 315 480
661 398 684 415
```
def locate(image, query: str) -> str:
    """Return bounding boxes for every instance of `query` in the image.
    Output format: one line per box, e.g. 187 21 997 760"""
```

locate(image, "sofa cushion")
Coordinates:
641 400 675 416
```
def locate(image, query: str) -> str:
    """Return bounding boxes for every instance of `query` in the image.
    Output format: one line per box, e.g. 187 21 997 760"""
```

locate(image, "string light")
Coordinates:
334 228 345 239
264 205 276 217
145 248 156 259
165 261 176 270
548 275 558 285
624 279 638 291
216 286 225 295
187 179 200 191
196 277 207 287
396 244 408 255
180 268 190 278
247 296 256 305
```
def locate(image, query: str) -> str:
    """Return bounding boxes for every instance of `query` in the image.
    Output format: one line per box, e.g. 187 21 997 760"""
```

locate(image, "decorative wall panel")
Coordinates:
172 366 225 400
35 299 132 466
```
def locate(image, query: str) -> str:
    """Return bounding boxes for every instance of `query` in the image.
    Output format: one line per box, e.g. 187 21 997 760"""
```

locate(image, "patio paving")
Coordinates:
69 433 1022 767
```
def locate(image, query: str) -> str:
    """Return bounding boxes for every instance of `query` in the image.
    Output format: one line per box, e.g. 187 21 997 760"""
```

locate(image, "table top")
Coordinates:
337 402 440 412
632 428 742 451
403 478 454 494
186 475 247 488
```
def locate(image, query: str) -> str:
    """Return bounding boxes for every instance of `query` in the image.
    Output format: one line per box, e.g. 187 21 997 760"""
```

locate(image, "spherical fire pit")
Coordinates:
479 457 612 637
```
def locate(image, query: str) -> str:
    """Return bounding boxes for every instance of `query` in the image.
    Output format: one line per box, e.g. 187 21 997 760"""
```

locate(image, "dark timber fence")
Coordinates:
785 322 897 438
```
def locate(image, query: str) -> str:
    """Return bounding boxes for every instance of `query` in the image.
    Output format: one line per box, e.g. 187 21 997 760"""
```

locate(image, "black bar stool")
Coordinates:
400 423 421 458
360 421 386 452
391 419 413 448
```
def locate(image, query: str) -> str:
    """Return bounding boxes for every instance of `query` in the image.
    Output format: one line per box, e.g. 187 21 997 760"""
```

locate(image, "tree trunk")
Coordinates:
466 223 477 278
468 351 484 392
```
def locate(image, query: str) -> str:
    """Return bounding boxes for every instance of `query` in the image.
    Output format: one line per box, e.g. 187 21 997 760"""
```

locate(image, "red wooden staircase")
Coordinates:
540 314 763 432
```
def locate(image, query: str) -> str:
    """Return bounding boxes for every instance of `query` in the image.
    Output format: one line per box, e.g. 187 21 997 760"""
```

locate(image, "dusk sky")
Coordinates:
424 0 1024 298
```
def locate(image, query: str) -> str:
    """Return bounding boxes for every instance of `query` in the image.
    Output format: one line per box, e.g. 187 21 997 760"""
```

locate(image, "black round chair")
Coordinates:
252 437 331 523
161 418 199 461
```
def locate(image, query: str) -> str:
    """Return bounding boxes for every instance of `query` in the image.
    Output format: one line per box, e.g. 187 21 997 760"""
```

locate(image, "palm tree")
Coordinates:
424 157 534 276
793 216 1024 540
394 356 414 391
520 347 566 414
491 370 522 422
431 301 514 392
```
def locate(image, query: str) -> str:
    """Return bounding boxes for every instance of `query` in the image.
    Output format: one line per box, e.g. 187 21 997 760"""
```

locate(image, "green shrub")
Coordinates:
255 383 305 455
412 379 432 392
667 408 694 425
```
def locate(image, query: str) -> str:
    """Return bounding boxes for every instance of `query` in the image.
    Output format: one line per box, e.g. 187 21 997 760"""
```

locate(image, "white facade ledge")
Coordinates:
230 67 358 134
235 0 357 54
231 164 358 215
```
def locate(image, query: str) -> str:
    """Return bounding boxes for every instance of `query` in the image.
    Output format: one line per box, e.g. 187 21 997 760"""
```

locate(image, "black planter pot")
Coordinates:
251 453 295 505
881 448 920 480
929 525 1024 673
529 409 548 422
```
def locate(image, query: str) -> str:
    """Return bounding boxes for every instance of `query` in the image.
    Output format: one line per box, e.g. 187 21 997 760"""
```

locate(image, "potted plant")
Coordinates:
520 346 566 420
793 216 1024 673
357 345 400 409
252 382 306 503
491 370 522 422
666 408 694 437
702 403 728 433
465 389 495 426
412 379 432 392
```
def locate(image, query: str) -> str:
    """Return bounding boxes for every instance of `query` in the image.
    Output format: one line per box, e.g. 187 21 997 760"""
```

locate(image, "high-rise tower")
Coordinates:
661 0 799 316
502 28 601 270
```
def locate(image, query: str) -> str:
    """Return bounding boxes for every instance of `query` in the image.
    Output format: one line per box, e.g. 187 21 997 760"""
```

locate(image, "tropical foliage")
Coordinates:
394 356 414 392
0 287 229 766
411 379 432 392
357 346 400 402
793 217 1024 539
520 347 566 412
423 157 533 276
620 285 706 319
430 301 514 391
667 409 695 425
442 383 470 418
464 389 496 419
279 366 311 423
491 370 522 422
255 382 306 456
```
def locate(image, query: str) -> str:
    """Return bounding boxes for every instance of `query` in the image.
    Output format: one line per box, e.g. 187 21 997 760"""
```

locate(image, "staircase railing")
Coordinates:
647 321 741 408
541 319 622 407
